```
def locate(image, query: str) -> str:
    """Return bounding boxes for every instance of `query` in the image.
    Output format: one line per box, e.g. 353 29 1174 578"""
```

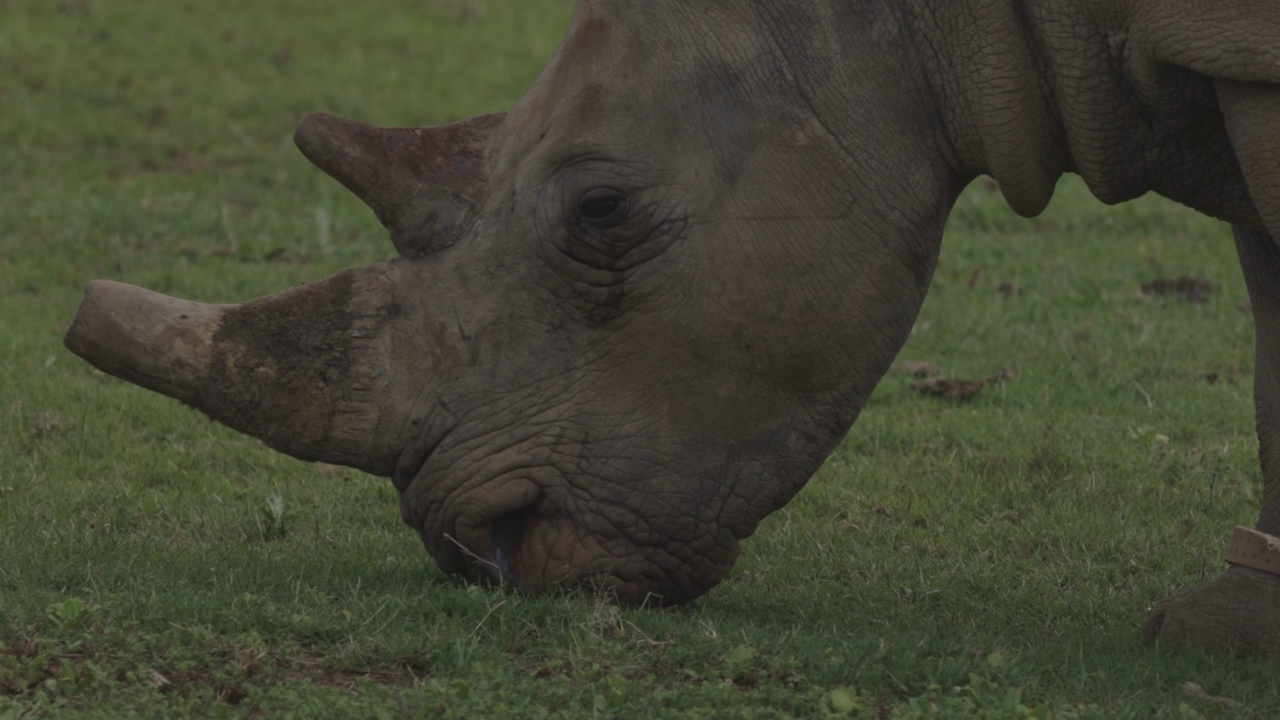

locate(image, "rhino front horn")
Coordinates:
294 112 505 257
64 266 409 476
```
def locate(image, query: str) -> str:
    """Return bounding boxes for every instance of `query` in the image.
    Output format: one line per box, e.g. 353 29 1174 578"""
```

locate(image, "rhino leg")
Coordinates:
1143 566 1280 657
1145 81 1280 656
1144 223 1280 657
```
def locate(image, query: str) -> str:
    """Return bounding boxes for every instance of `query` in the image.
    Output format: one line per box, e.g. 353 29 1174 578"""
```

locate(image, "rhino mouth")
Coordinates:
419 463 692 605
455 502 601 598
478 508 527 586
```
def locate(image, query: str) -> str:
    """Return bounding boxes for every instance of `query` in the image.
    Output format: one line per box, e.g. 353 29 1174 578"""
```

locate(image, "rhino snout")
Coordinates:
411 459 740 606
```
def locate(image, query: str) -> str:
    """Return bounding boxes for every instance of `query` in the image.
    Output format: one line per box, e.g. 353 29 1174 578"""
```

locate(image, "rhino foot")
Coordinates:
1144 564 1280 658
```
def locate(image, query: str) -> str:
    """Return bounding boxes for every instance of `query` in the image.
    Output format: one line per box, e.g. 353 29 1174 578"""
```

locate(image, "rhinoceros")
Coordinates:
64 0 1280 656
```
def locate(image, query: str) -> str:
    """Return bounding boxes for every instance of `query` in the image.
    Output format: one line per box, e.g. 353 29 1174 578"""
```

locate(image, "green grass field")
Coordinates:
4 1 1279 717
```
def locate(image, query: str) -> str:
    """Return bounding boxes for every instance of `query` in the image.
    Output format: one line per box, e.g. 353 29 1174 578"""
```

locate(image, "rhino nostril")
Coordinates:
484 509 528 586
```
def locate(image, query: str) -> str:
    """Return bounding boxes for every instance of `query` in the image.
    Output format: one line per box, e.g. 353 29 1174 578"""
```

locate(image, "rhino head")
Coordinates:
65 2 958 604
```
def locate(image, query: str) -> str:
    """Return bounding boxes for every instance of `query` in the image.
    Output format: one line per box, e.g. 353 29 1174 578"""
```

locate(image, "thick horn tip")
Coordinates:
64 280 221 402
294 112 341 161
64 280 137 361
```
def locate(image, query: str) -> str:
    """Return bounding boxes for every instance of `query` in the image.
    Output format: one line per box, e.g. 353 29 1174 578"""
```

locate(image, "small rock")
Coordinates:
1180 681 1241 709
148 669 172 689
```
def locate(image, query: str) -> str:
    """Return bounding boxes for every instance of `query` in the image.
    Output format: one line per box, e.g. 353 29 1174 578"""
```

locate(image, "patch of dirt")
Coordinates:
1140 276 1218 304
909 367 1018 402
911 378 985 401
1 631 430 710
303 656 431 690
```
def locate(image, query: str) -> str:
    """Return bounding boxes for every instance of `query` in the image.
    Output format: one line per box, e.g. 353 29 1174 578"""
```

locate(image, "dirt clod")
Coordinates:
986 367 1019 384
1140 276 1217 304
910 367 1017 401
895 361 942 378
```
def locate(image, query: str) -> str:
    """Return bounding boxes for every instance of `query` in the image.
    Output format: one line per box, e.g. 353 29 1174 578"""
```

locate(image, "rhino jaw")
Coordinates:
64 267 408 475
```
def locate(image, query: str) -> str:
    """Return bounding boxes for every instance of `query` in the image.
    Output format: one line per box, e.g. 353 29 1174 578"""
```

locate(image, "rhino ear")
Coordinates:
294 112 504 257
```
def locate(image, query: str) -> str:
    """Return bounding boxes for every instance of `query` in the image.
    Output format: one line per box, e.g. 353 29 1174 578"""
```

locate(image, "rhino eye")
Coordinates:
577 188 629 228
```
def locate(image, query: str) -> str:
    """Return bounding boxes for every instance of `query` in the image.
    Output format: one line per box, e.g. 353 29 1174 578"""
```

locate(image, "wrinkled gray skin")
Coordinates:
65 0 1280 655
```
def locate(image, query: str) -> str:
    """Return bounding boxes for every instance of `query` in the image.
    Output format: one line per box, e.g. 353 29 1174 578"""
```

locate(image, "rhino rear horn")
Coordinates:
294 112 505 257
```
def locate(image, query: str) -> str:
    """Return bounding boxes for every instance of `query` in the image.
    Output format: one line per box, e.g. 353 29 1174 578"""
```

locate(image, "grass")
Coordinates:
2 0 1277 717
